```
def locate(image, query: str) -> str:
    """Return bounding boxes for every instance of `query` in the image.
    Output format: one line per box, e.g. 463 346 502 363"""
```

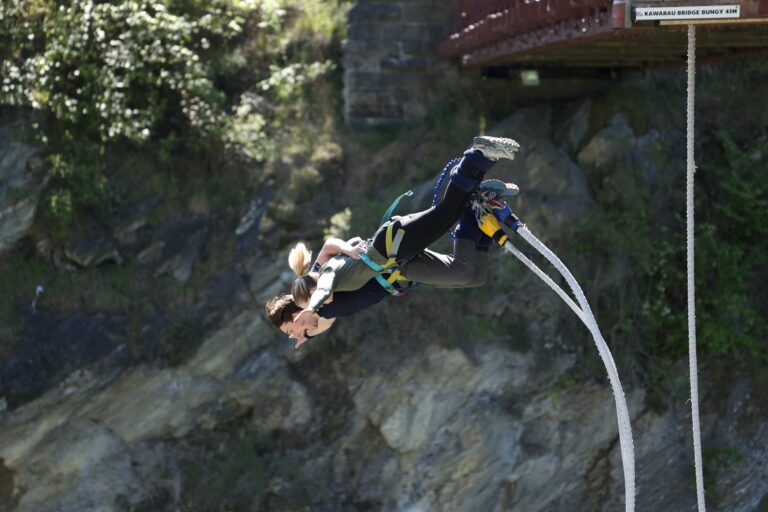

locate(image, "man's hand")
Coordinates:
295 308 318 329
294 333 308 350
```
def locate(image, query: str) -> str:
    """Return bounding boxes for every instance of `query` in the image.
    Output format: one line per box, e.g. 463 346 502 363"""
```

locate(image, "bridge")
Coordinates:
343 0 768 127
438 0 768 68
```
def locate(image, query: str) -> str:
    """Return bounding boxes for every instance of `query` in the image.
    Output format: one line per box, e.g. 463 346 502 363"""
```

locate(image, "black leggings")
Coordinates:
372 151 492 260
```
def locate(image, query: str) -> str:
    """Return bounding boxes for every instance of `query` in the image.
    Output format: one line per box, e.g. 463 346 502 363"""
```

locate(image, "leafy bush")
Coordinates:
0 0 250 142
695 132 768 356
575 128 768 384
1 0 346 240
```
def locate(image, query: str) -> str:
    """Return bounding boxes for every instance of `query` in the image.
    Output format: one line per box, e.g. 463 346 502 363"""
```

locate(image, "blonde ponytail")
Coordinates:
288 242 313 276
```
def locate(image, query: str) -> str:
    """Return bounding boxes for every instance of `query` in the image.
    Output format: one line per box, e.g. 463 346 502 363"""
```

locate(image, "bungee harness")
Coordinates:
359 155 497 296
358 190 419 296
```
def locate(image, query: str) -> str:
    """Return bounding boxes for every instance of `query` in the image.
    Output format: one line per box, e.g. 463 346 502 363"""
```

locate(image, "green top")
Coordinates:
307 238 389 312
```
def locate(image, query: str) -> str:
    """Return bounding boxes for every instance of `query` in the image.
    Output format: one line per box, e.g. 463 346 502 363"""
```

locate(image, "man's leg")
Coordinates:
374 136 519 261
399 204 491 288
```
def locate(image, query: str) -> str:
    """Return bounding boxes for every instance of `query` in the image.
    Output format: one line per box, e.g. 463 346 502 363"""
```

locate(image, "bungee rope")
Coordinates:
430 157 636 510
501 238 586 325
421 28 704 509
505 223 636 512
687 24 707 512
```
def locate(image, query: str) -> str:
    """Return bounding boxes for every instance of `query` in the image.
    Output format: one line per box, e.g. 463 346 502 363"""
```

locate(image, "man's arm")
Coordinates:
293 279 388 349
293 314 336 349
318 279 389 318
293 309 336 349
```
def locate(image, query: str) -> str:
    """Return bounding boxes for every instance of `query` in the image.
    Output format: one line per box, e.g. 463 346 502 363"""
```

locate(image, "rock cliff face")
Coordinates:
0 311 310 511
0 105 766 512
0 113 46 256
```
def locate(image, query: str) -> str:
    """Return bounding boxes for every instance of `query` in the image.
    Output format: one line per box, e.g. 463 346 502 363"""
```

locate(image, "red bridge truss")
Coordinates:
438 0 768 68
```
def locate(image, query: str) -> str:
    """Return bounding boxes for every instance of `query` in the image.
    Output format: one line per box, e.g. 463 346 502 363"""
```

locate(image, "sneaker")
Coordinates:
472 136 520 162
478 178 520 199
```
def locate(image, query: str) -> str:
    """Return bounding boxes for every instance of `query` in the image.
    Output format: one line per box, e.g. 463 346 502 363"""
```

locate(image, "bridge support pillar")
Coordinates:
343 0 459 128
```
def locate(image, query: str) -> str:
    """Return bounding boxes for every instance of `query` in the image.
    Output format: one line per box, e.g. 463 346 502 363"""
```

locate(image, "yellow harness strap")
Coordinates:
386 269 407 284
376 223 409 283
358 190 418 296
382 223 406 269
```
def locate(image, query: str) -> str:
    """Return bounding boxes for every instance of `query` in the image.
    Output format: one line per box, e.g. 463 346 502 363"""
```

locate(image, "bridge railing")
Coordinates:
438 0 614 57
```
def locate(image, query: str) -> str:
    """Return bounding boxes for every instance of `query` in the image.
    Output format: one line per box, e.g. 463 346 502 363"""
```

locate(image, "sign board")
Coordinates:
635 5 740 20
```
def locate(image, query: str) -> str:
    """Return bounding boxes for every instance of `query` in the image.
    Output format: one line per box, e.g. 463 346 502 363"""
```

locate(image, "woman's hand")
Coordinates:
316 238 367 267
347 241 368 260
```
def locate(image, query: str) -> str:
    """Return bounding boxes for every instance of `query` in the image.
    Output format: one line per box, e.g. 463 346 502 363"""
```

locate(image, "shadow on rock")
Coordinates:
0 310 125 409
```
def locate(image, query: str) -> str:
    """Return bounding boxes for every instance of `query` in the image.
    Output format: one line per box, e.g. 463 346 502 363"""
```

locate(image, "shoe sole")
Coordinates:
473 136 520 161
479 179 520 198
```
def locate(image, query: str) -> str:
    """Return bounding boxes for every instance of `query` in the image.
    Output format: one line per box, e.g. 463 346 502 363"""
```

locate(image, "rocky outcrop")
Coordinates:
578 112 636 172
154 217 209 284
64 232 122 268
485 105 596 238
0 113 47 255
3 316 766 512
554 99 593 154
112 196 162 249
0 102 765 512
0 312 125 409
0 309 311 512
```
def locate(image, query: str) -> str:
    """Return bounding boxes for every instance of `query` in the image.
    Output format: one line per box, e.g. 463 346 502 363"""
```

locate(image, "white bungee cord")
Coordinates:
687 23 707 512
488 25 705 512
499 226 636 512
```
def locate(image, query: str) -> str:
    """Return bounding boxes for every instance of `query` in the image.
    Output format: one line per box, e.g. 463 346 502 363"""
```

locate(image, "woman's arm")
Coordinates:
307 271 336 312
314 237 366 269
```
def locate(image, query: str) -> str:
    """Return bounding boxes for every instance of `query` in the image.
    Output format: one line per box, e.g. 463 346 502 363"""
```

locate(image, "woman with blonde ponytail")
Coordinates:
288 242 313 276
288 237 369 311
289 242 318 305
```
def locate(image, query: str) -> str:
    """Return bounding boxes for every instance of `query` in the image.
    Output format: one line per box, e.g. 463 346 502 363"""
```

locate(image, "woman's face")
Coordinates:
279 311 304 340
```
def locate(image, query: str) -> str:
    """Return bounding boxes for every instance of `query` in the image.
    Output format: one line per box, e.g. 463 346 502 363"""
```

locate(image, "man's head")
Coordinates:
265 294 305 339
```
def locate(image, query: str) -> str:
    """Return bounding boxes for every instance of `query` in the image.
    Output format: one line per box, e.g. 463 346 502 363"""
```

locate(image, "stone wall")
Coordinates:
343 0 459 128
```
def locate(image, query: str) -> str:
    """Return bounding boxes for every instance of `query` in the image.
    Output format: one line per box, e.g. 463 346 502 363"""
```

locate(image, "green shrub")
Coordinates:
574 127 767 383
1 0 346 242
0 0 250 142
